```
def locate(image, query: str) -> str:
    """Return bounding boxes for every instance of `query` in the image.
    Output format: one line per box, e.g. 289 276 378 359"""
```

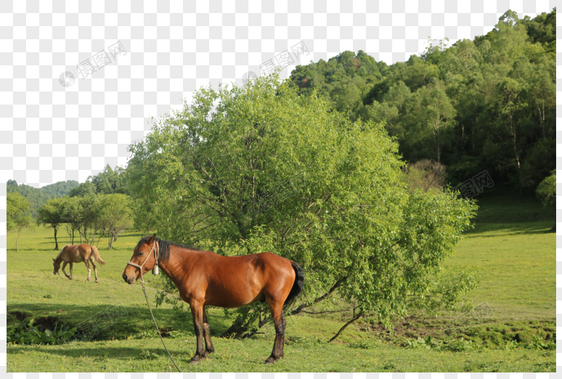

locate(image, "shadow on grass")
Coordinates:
466 222 554 237
8 303 234 341
7 345 188 360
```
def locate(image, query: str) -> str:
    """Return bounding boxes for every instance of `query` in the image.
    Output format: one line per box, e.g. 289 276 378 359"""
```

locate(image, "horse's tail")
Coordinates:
91 245 106 265
284 261 305 309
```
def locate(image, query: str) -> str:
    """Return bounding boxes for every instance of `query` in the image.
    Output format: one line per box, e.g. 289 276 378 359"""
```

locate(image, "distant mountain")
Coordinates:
7 179 79 215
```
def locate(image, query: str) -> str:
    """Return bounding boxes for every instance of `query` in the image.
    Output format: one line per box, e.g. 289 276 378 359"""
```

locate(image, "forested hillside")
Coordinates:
7 179 79 215
288 9 556 191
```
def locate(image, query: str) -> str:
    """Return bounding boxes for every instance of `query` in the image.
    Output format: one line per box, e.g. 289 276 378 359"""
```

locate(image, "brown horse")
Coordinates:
122 234 304 364
53 244 106 283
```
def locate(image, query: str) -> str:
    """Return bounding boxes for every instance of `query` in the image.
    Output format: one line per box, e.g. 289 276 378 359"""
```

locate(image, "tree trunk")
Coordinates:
432 122 441 164
95 229 104 247
220 318 248 339
54 227 59 250
508 114 520 169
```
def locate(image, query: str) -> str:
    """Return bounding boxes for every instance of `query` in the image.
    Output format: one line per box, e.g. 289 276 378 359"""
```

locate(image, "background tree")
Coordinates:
420 82 456 164
287 9 555 192
62 196 83 244
37 197 67 250
97 194 133 249
7 192 35 251
536 169 555 234
90 165 129 195
75 194 105 246
7 179 79 215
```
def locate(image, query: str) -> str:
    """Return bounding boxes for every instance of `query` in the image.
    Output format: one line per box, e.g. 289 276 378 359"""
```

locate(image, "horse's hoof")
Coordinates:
189 358 200 365
264 358 276 364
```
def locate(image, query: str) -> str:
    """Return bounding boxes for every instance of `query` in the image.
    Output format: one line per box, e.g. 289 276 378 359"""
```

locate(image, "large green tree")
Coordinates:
128 74 478 338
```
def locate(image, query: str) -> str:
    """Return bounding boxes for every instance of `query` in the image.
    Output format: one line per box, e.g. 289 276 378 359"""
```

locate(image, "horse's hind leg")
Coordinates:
265 300 286 364
84 260 91 282
189 301 207 364
90 259 98 283
69 262 73 279
203 307 215 356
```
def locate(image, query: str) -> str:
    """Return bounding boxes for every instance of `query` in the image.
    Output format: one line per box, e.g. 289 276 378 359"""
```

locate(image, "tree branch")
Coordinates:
328 311 365 343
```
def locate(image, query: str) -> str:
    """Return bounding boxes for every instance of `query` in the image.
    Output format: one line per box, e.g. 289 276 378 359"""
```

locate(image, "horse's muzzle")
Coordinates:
123 273 135 284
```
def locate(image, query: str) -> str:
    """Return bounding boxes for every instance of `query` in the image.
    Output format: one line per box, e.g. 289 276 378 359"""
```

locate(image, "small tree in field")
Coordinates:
128 74 478 339
37 197 66 250
7 192 35 251
98 193 133 249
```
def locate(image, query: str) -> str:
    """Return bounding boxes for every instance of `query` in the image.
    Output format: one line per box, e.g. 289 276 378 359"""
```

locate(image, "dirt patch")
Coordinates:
360 316 556 348
9 311 29 322
8 311 65 331
159 327 173 338
34 316 63 331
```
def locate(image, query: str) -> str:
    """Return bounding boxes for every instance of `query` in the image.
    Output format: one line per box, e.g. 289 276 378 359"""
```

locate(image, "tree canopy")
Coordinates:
288 9 556 191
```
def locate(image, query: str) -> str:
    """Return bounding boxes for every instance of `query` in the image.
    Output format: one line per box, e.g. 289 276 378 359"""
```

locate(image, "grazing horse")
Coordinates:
53 244 106 283
122 234 305 364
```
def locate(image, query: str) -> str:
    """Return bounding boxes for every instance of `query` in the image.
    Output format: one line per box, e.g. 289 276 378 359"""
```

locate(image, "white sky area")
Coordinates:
10 5 553 187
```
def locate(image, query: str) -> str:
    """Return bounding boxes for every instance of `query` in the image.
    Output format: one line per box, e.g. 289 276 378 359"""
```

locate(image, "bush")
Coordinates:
8 320 76 345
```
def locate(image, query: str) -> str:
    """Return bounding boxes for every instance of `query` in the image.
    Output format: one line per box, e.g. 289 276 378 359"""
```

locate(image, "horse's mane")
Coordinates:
55 245 70 260
135 236 203 263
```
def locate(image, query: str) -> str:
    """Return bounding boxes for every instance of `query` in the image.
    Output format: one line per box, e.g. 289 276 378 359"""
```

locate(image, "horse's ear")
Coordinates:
52 258 55 261
147 234 156 244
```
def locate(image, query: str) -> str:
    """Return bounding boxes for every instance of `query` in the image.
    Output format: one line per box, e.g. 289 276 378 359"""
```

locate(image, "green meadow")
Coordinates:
6 186 556 372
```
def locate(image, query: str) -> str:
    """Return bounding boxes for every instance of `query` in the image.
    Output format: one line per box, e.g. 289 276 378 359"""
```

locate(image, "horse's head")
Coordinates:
52 258 60 275
122 234 158 284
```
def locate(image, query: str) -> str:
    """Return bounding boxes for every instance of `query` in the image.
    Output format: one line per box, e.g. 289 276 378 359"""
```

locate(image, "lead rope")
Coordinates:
139 276 181 372
134 241 181 373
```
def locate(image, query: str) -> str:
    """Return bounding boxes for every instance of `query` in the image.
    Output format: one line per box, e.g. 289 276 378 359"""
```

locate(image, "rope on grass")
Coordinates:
139 277 181 372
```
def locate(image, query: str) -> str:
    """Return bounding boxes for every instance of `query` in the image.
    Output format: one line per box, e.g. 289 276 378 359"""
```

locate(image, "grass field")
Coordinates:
6 186 556 372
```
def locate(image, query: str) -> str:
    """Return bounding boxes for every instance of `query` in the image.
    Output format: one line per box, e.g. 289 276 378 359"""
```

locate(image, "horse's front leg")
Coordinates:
189 301 207 364
61 262 71 280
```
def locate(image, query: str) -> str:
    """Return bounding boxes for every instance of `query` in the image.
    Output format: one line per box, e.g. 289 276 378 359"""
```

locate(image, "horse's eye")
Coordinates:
139 252 144 256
